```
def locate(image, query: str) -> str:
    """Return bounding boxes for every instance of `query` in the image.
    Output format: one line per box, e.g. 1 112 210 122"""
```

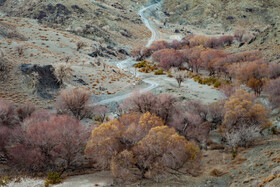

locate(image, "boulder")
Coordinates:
19 64 60 99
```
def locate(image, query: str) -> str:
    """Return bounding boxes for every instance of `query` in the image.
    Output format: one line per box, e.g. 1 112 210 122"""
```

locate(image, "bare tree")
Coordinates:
76 41 86 51
55 88 92 120
171 68 186 88
225 125 260 154
65 56 71 63
54 63 73 86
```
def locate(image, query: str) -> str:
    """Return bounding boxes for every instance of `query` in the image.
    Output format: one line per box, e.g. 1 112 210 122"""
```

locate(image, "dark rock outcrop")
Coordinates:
19 64 60 99
0 0 6 6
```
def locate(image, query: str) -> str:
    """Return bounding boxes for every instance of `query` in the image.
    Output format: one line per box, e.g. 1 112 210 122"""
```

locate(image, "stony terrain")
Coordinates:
0 0 280 187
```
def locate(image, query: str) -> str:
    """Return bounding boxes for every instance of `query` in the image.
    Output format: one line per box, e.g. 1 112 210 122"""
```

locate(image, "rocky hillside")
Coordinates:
0 0 150 50
162 0 279 31
161 0 280 62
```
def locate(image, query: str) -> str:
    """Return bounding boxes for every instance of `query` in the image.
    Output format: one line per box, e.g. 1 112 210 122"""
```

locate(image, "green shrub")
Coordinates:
45 172 61 186
0 176 9 186
214 81 221 88
134 61 147 68
154 69 165 75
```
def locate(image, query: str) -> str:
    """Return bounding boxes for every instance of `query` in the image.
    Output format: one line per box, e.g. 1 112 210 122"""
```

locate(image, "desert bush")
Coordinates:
185 47 203 73
134 61 157 73
152 49 184 70
154 69 165 75
85 112 164 169
93 105 109 123
247 77 264 96
56 88 92 120
171 68 186 88
222 89 270 134
9 115 90 174
190 35 209 47
0 99 19 127
45 172 61 186
76 41 86 51
234 29 246 42
86 113 201 182
16 102 36 122
14 45 24 56
200 49 227 76
120 92 183 126
185 100 208 121
225 125 260 153
264 77 280 109
208 100 225 126
149 40 169 52
219 35 234 46
111 150 140 183
267 63 280 79
54 63 73 86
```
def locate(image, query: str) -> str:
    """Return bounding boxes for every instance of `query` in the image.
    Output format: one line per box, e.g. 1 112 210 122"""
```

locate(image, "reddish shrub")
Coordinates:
0 98 19 127
267 63 280 79
200 49 227 76
264 78 280 109
149 40 169 52
56 88 93 120
234 29 246 42
120 92 182 126
16 102 36 122
152 49 184 70
10 115 90 173
219 35 234 46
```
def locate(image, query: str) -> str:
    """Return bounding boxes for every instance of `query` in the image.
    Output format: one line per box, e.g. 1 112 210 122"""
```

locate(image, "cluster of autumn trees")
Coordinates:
0 86 273 182
131 33 280 106
119 90 271 152
0 88 108 175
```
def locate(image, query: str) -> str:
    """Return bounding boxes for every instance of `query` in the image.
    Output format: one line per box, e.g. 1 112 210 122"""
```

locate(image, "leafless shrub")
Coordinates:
171 68 186 88
54 63 73 86
76 41 86 51
0 98 19 127
55 88 93 120
14 45 24 56
225 125 260 152
16 102 36 122
234 29 246 42
65 56 71 63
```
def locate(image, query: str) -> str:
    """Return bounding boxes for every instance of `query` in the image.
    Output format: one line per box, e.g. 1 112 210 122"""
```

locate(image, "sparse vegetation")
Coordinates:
54 63 73 86
76 41 86 51
55 88 92 120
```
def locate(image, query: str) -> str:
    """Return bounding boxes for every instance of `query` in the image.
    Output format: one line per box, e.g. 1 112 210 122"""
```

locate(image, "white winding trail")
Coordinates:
94 2 161 106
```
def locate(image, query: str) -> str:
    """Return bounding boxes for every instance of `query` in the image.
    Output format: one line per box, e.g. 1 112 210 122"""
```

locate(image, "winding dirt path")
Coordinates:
94 2 161 106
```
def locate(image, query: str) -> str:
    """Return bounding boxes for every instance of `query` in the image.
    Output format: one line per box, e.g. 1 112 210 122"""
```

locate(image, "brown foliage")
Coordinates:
86 112 200 182
76 41 86 51
120 92 182 126
0 98 19 127
56 88 93 120
54 63 73 85
16 102 36 122
152 49 184 70
222 89 270 134
264 77 280 109
133 126 201 179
